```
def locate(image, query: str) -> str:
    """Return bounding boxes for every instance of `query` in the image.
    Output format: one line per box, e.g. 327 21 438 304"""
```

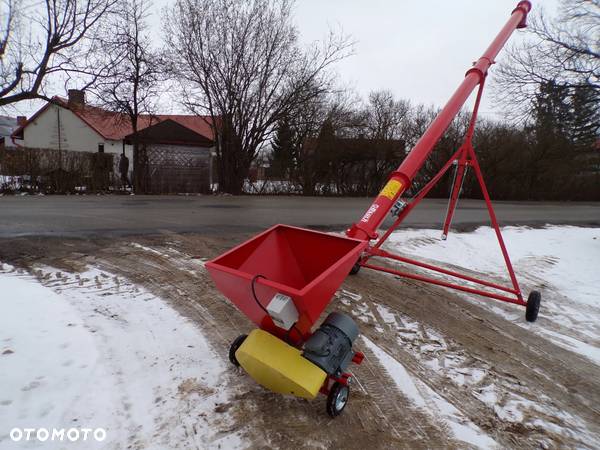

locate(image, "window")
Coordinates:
98 143 104 153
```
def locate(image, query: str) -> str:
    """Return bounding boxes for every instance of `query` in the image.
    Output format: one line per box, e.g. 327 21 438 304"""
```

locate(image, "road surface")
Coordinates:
0 195 599 237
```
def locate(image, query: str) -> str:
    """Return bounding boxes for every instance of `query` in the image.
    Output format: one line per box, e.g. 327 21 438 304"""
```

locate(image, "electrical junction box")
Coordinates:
266 293 299 330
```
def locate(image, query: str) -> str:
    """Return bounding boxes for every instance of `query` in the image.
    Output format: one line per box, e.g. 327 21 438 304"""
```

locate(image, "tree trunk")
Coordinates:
132 123 149 194
215 124 250 195
216 150 249 194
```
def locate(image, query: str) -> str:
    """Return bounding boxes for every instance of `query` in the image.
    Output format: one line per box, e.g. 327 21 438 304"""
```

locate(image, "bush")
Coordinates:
0 147 115 194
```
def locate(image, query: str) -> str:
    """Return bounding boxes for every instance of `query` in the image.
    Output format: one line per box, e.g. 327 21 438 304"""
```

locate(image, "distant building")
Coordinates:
302 136 405 158
579 138 600 176
289 135 406 195
11 90 216 191
0 115 22 148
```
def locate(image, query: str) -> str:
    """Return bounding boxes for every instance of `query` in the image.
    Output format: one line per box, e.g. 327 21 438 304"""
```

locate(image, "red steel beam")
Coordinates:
368 248 519 295
347 1 532 241
361 262 527 306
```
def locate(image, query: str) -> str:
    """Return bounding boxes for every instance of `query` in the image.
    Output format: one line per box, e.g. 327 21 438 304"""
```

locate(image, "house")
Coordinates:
11 90 215 191
0 115 23 148
577 138 600 176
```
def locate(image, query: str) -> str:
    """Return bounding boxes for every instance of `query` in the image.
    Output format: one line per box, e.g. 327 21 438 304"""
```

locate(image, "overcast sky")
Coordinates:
291 0 560 119
9 0 560 120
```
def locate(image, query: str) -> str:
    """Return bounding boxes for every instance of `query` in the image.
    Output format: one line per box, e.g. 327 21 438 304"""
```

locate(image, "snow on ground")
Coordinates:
384 226 600 365
337 290 502 448
129 242 208 271
1 226 596 449
362 336 499 449
0 264 242 450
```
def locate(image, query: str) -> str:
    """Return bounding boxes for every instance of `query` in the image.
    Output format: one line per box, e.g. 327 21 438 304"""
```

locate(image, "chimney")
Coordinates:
68 89 85 107
16 116 27 126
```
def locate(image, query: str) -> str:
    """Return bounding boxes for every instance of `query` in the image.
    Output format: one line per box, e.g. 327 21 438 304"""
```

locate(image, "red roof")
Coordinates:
12 97 215 142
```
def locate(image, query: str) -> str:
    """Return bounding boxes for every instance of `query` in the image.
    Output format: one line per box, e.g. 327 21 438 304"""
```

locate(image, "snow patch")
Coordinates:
385 226 600 366
362 336 499 449
0 265 243 449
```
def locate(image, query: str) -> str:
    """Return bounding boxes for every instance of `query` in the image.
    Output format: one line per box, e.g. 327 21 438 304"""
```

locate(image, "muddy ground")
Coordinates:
1 231 599 449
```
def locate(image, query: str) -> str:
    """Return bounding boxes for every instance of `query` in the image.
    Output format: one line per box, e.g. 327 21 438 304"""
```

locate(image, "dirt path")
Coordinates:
1 232 599 449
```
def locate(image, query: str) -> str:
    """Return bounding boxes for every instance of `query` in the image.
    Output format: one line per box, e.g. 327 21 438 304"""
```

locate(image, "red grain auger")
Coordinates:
207 1 539 417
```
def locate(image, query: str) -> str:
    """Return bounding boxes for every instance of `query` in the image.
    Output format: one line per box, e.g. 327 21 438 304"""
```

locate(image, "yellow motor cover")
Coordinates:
236 329 327 399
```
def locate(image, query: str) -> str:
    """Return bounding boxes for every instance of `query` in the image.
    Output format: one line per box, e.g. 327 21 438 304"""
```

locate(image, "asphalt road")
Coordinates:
0 195 599 238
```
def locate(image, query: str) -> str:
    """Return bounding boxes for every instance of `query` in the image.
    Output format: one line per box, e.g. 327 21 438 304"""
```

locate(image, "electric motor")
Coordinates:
302 312 359 376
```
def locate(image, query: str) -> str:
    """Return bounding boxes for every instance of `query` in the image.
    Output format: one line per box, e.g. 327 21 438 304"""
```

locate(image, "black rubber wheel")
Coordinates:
525 291 541 323
228 334 247 367
326 382 349 417
349 261 361 275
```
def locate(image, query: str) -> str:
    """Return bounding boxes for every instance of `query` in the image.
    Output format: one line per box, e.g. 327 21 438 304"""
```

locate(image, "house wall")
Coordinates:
22 104 134 176
22 104 133 160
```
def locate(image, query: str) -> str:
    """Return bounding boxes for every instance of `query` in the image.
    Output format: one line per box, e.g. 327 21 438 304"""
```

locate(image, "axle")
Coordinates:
347 1 532 241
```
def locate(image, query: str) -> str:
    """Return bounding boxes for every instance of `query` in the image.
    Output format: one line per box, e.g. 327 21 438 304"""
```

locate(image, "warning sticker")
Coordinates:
379 179 403 200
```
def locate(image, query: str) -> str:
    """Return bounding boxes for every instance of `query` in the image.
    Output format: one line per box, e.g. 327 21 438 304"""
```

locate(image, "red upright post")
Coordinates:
441 79 486 239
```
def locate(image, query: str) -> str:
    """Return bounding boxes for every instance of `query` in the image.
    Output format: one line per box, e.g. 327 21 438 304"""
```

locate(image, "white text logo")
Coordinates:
10 427 107 442
360 204 379 223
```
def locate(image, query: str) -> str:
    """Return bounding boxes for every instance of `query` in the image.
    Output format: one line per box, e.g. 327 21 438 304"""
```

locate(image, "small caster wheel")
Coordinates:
525 291 541 323
326 382 349 417
349 261 361 275
229 334 247 366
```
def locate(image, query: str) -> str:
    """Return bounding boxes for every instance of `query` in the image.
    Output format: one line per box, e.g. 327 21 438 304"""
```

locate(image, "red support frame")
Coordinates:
344 2 537 312
359 80 526 308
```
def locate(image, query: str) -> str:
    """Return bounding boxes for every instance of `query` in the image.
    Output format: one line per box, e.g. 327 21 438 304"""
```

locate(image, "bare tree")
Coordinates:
164 0 353 194
279 87 361 195
90 0 161 193
496 0 599 118
0 0 118 107
364 90 411 140
276 88 406 196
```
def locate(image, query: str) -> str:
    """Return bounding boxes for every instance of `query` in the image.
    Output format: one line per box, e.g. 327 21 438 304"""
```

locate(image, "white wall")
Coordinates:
22 104 134 175
25 104 102 152
23 104 133 158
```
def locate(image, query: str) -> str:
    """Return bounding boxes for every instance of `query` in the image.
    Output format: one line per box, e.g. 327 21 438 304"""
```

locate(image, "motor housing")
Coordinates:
302 312 359 376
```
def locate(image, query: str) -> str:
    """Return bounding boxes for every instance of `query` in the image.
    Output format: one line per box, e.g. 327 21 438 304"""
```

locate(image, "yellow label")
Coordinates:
379 179 403 200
